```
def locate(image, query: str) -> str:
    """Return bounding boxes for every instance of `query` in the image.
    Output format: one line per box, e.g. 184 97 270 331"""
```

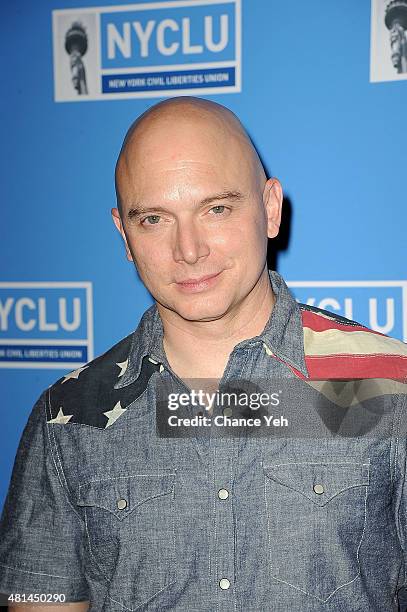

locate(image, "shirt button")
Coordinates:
218 488 229 500
117 498 127 509
223 407 233 417
219 578 231 590
197 410 204 417
313 484 324 495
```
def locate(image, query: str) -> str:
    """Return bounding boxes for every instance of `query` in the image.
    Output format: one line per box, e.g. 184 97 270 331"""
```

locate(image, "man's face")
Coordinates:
113 113 281 323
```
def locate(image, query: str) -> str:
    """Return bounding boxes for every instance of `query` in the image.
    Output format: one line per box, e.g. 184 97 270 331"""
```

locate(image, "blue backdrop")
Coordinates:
1 0 406 512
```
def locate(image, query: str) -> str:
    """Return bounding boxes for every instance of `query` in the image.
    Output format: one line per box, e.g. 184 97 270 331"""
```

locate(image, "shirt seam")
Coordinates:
394 393 407 585
44 388 85 525
0 562 83 581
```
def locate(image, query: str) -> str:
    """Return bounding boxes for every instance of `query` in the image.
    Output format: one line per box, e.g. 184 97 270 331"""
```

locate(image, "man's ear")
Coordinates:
263 178 283 239
111 208 133 261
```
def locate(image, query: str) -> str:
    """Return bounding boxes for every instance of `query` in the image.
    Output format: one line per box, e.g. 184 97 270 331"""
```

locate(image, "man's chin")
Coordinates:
166 299 231 323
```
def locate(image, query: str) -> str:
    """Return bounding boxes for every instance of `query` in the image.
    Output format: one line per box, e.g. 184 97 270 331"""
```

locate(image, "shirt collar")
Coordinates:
253 270 308 377
114 303 167 389
115 269 308 389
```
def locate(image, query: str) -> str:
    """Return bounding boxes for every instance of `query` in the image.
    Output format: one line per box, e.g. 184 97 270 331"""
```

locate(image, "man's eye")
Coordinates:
210 205 226 214
141 215 161 225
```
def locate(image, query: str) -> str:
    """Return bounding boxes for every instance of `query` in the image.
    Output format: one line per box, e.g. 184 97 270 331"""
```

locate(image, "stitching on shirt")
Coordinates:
229 450 237 612
267 349 307 379
78 472 177 489
213 446 218 612
390 400 397 493
46 388 66 481
83 508 111 584
172 484 176 584
263 461 370 503
263 465 273 582
80 489 175 519
298 303 363 327
107 580 177 611
270 480 369 504
208 466 212 579
232 449 237 612
394 394 407 584
265 484 369 602
207 454 216 577
392 396 402 491
264 461 369 467
306 353 407 360
83 476 178 609
46 388 69 492
44 390 84 525
0 562 73 580
233 449 238 584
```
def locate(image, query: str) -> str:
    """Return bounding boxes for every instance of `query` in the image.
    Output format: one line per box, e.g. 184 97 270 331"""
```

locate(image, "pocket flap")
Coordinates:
77 472 176 519
263 461 369 506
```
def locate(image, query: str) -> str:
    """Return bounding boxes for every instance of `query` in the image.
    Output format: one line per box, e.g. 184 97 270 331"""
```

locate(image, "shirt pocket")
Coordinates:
262 459 370 603
77 472 176 611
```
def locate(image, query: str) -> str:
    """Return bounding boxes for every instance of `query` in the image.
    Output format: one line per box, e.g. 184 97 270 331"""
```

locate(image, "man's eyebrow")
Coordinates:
127 205 169 220
126 191 244 220
200 190 245 206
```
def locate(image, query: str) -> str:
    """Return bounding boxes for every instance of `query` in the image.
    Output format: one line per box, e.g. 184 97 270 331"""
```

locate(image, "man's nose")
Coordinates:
173 219 209 264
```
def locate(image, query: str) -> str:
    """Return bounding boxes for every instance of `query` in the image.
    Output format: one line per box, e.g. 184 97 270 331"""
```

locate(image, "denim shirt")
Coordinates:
1 270 407 612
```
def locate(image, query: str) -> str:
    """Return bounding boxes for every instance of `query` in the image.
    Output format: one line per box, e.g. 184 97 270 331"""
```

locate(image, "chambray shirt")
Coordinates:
1 271 407 611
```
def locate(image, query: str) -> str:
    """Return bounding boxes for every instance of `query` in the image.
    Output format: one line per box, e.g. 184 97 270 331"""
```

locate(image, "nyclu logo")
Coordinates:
0 282 93 369
52 0 241 101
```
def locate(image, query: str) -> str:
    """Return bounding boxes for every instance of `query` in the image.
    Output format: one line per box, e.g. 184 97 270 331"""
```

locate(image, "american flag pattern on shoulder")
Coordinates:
299 303 407 380
45 332 161 430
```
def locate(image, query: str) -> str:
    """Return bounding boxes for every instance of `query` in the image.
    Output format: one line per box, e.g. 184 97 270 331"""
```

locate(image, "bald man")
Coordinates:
112 97 282 384
1 97 407 612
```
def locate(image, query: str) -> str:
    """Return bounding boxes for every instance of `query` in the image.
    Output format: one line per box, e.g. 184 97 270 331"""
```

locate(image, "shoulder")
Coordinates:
44 331 136 429
298 303 407 379
54 330 134 389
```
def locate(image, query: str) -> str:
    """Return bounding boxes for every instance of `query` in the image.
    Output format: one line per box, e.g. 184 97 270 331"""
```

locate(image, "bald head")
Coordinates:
115 96 266 217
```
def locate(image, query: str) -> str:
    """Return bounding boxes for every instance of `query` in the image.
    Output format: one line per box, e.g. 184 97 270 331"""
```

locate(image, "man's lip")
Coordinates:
176 272 221 285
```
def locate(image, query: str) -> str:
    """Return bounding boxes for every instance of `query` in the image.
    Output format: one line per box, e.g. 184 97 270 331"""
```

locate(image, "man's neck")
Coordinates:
158 271 276 381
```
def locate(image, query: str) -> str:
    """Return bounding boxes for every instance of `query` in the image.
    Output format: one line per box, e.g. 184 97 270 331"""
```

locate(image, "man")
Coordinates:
1 96 407 611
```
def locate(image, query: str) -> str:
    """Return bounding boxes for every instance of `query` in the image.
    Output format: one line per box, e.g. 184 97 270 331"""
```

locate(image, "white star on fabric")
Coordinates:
263 342 273 356
47 407 73 424
61 365 89 384
103 401 127 428
116 359 129 378
148 356 164 372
